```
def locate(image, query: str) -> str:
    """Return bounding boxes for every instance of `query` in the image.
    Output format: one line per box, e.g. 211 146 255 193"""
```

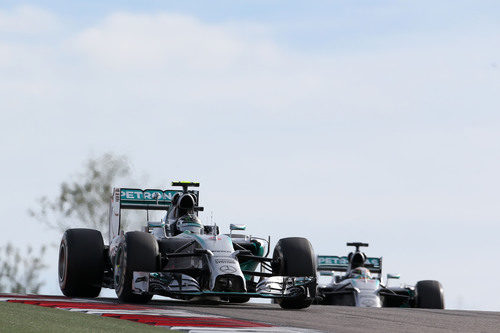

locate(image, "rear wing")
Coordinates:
317 255 382 274
109 188 198 242
118 188 182 210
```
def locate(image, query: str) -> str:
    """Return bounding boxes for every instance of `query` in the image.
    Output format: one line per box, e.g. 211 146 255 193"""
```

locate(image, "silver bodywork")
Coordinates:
316 249 385 307
109 224 248 297
159 231 246 292
129 226 314 299
318 275 382 307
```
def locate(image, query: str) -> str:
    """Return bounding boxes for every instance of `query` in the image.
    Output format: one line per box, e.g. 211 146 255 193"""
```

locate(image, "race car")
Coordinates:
316 242 444 309
58 182 317 309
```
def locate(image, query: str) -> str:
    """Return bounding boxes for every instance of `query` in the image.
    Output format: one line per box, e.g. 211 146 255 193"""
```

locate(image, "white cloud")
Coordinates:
72 12 280 72
0 5 60 34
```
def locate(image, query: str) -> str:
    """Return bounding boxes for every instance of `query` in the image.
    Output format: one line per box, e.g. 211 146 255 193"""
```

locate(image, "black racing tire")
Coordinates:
272 237 316 309
114 231 159 304
58 228 104 298
415 280 445 309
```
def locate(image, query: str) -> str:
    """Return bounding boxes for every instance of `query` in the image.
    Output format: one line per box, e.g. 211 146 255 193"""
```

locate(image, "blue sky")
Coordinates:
1 1 499 310
4 1 500 49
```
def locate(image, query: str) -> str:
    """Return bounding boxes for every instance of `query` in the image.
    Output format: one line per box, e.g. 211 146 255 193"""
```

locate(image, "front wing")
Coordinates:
132 271 316 300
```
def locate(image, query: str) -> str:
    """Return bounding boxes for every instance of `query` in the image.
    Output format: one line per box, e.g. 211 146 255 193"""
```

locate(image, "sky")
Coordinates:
1 1 500 310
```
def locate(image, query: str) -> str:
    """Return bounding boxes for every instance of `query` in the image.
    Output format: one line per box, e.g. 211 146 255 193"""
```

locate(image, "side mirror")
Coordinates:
387 273 400 280
229 224 246 237
230 224 246 231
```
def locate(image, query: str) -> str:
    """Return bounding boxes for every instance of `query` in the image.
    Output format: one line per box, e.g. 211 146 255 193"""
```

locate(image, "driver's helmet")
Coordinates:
350 267 372 279
176 214 203 234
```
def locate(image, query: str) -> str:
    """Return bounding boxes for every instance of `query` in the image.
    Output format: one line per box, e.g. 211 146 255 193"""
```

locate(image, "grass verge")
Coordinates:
0 301 179 332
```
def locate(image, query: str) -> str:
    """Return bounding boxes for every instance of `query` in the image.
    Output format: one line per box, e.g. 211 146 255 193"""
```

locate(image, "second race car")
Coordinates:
316 242 444 308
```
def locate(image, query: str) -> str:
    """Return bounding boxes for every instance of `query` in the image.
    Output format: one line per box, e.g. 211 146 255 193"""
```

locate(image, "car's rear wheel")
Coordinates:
272 237 316 309
58 228 104 298
415 280 444 309
114 231 159 303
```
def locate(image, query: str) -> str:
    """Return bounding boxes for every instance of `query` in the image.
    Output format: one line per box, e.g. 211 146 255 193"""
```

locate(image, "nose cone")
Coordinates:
358 295 382 307
352 279 381 307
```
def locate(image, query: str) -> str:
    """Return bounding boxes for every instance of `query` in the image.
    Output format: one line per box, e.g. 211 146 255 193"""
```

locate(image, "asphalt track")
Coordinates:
142 299 500 333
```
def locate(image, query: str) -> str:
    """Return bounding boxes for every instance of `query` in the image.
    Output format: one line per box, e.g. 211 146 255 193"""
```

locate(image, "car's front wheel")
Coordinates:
114 231 158 303
272 237 316 309
415 280 444 309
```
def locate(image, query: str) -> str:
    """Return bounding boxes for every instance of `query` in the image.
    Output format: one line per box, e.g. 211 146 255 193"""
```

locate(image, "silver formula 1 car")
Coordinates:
316 242 444 309
58 182 316 309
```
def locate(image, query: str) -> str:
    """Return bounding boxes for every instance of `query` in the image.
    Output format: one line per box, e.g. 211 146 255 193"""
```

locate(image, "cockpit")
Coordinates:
176 214 203 235
349 267 372 279
165 189 203 236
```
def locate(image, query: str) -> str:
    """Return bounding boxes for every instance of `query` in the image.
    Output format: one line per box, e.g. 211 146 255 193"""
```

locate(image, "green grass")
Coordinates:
0 301 179 333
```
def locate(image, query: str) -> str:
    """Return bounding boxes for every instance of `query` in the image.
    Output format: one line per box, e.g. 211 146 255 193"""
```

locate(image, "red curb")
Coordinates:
4 296 273 328
102 314 271 327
